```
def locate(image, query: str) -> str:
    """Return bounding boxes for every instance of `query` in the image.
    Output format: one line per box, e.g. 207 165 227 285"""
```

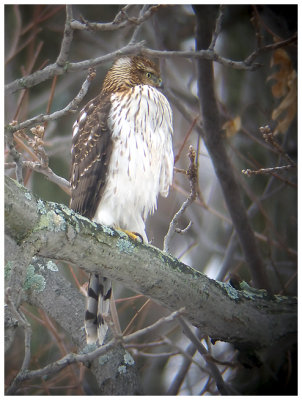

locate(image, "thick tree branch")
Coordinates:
5 176 297 351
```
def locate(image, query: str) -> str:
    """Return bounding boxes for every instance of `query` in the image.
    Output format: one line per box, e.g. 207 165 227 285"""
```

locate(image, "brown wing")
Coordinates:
70 93 113 219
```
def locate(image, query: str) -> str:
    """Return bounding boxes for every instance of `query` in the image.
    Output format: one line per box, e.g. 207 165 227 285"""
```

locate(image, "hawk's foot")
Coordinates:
117 228 144 243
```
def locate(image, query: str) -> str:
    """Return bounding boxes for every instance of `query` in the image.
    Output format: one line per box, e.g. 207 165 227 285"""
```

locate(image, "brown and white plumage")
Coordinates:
70 55 173 345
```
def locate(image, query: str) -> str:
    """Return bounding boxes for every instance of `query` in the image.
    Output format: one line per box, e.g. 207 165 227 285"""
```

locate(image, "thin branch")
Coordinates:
45 76 58 118
5 126 24 184
5 288 32 395
21 6 65 36
166 333 201 395
56 5 74 67
177 316 237 395
142 47 262 70
5 68 94 194
209 5 225 51
163 335 207 373
112 4 133 23
173 178 296 256
7 67 96 133
163 146 197 253
174 116 199 164
251 5 264 49
5 5 22 64
129 4 150 45
242 164 296 177
125 339 166 349
71 5 167 32
165 87 205 138
260 125 296 166
244 33 297 66
122 298 151 336
175 221 192 235
22 161 70 194
5 308 184 395
131 349 177 358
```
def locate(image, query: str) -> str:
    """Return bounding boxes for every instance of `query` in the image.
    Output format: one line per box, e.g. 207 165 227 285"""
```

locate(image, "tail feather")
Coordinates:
85 273 112 345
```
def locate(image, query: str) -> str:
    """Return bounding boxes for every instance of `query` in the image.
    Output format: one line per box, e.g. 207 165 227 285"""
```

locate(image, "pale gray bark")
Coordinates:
5 175 297 352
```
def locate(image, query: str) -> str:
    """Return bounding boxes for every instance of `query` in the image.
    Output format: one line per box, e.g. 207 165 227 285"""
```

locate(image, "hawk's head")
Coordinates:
102 56 163 93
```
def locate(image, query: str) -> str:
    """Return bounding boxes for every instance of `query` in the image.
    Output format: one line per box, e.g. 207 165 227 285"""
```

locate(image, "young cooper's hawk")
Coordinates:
70 55 174 345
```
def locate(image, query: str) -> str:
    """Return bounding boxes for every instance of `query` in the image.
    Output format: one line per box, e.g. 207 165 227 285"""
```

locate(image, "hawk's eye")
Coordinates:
146 72 152 79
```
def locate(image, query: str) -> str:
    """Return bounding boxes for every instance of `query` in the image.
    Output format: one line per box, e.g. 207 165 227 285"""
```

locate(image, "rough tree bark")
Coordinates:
5 176 296 354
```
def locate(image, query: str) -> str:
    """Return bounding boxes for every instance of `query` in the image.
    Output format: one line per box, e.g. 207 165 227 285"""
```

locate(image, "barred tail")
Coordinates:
85 273 112 345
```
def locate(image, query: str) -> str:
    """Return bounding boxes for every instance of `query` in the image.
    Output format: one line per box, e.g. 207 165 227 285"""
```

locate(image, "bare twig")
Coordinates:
242 164 296 176
260 125 296 166
177 316 237 395
13 40 44 122
163 335 207 373
23 161 70 193
5 308 184 394
56 5 74 67
209 5 225 51
129 5 152 45
5 68 95 193
5 123 24 184
5 288 32 395
174 116 199 164
163 146 197 253
125 339 166 349
233 131 297 188
71 5 166 32
5 5 22 64
130 349 177 358
7 68 96 134
112 4 133 24
122 298 151 336
175 221 192 234
251 5 264 49
244 33 297 66
142 47 262 70
166 333 201 395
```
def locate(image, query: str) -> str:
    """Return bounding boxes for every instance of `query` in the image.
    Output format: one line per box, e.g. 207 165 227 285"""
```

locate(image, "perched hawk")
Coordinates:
70 55 174 345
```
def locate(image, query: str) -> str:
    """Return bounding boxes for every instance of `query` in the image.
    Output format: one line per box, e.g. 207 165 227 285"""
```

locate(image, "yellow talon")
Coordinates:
117 228 143 242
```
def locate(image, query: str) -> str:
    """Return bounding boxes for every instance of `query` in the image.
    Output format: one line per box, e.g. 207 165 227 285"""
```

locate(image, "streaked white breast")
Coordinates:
93 85 173 241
